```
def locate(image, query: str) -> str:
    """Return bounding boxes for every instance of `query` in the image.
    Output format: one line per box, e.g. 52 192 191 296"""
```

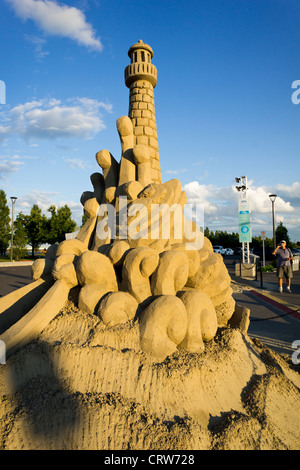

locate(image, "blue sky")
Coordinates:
1 0 300 242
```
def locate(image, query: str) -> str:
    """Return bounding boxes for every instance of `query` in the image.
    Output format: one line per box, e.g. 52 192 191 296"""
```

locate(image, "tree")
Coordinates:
204 228 239 248
81 213 89 227
47 204 77 244
275 222 290 245
204 227 210 238
252 235 273 248
18 205 48 258
0 189 11 256
12 215 28 260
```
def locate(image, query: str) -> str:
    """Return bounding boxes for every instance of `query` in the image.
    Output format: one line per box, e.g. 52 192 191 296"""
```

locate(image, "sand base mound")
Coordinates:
0 299 299 450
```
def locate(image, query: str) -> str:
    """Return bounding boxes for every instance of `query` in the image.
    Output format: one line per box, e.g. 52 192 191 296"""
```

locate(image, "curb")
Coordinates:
0 261 34 267
249 289 300 320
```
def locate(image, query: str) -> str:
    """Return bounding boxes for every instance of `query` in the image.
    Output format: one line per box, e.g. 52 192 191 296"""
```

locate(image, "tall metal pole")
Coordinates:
10 197 17 262
269 194 277 251
236 176 250 263
272 200 276 250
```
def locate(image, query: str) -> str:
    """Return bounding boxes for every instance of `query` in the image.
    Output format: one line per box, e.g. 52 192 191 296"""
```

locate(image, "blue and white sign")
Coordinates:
238 199 252 243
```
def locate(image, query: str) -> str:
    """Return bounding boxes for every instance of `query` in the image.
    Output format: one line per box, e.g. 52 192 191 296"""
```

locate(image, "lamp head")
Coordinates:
269 194 277 203
10 196 17 203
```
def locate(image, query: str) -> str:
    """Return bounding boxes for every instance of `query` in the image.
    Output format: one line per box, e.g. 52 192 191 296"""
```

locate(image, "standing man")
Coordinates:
272 240 293 293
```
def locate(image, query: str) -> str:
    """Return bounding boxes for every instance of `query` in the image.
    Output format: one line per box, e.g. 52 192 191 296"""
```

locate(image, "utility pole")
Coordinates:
269 194 277 251
235 176 251 264
10 196 17 262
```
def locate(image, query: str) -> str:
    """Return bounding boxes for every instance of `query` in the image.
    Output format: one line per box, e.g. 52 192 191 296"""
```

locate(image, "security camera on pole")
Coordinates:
235 176 251 264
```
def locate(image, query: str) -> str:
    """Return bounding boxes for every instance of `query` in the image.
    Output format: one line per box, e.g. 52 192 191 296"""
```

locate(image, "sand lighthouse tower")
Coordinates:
125 40 162 184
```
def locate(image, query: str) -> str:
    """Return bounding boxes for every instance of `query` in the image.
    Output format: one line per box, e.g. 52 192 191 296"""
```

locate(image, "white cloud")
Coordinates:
76 97 112 114
247 185 294 214
18 189 59 213
64 157 91 170
7 0 103 51
184 181 219 215
0 126 12 138
183 180 300 240
0 156 24 180
24 34 49 60
275 182 300 204
165 168 187 175
17 190 83 225
0 97 111 141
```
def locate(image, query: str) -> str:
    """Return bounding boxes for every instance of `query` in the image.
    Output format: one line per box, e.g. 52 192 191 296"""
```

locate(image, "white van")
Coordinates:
213 246 225 254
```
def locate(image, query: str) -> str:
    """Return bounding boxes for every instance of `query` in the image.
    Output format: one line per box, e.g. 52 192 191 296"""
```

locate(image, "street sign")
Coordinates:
261 231 266 240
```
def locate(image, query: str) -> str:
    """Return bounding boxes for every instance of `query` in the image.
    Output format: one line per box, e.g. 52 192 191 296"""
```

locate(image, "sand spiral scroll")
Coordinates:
97 291 138 327
121 247 159 303
139 295 188 361
177 290 218 352
151 250 190 295
76 251 118 315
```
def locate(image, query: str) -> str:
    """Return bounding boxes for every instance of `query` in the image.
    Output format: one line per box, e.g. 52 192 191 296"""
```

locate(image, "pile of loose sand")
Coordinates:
0 297 299 450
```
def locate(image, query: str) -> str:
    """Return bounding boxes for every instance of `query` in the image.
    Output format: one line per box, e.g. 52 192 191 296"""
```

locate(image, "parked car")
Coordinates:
224 248 234 256
213 246 225 254
234 247 242 255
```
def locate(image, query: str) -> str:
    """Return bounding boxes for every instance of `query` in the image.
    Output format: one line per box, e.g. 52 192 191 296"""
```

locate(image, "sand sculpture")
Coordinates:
0 40 236 361
1 41 299 451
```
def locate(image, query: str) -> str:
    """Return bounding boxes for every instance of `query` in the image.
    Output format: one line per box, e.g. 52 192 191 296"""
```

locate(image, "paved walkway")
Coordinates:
0 261 34 267
225 258 300 357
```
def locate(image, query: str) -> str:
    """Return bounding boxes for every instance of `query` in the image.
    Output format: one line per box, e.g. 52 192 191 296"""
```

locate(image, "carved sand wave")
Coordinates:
0 300 299 450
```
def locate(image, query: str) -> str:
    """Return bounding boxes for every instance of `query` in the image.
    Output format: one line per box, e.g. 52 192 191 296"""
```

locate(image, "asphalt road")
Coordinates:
0 265 33 297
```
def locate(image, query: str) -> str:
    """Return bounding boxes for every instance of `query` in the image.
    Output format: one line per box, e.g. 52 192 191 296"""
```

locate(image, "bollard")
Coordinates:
260 259 263 289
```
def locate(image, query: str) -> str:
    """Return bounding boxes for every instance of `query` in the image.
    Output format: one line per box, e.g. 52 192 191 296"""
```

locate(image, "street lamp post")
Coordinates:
10 196 17 262
269 194 277 251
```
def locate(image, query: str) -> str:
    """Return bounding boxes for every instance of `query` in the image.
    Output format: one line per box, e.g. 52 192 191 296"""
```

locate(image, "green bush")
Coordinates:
261 264 276 272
